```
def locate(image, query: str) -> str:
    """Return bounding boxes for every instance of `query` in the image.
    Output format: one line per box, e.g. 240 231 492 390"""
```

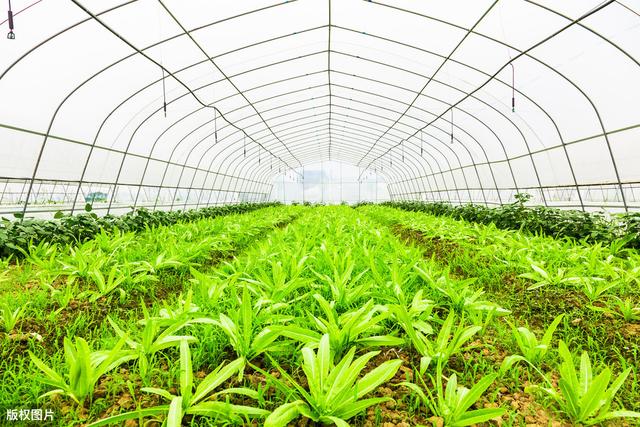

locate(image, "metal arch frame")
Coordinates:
327 56 516 202
2 0 632 210
25 0 310 218
225 86 505 200
72 30 592 212
154 104 419 206
108 57 527 211
141 83 331 210
65 31 332 214
183 108 422 198
99 54 327 214
70 31 549 216
2 4 436 207
356 0 500 166
1 1 637 212
359 0 628 211
156 0 303 168
330 25 581 204
0 18 567 208
13 0 306 218
215 100 450 200
230 105 460 201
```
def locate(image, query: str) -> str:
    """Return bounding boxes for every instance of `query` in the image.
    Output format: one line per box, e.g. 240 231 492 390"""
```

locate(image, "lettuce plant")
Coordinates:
88 340 268 426
276 294 404 360
29 336 136 404
263 334 402 426
500 314 564 372
533 341 640 424
0 301 29 332
401 366 504 426
211 286 289 364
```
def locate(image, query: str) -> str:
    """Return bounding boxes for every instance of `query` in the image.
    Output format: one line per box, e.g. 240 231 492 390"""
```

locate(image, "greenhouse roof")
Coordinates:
1 0 639 215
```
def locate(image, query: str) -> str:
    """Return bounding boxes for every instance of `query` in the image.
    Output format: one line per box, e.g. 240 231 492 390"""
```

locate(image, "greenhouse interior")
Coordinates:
1 0 640 426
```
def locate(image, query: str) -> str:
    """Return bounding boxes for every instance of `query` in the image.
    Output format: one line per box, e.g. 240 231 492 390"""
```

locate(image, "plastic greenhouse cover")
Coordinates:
0 0 639 216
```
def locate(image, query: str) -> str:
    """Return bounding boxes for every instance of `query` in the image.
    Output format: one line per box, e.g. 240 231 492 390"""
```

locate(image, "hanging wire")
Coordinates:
509 63 515 112
450 107 454 144
499 3 516 113
161 66 167 117
6 0 15 39
157 6 166 117
420 130 423 156
214 109 217 143
243 134 246 157
401 140 405 162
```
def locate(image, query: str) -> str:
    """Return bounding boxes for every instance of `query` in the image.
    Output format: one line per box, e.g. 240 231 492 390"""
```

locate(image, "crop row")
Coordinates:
0 202 280 259
382 194 640 248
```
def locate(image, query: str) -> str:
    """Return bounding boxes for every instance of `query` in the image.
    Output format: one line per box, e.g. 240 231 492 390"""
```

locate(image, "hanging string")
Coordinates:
450 107 454 144
509 63 515 112
258 146 261 165
499 6 516 113
6 0 15 39
420 131 423 156
401 140 405 162
161 66 167 117
243 134 246 157
214 110 217 143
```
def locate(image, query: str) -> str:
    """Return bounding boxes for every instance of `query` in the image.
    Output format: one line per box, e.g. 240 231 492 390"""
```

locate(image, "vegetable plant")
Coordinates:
532 341 640 424
501 314 564 372
263 333 402 426
88 340 268 426
0 301 29 332
277 294 404 360
400 364 504 426
29 336 136 404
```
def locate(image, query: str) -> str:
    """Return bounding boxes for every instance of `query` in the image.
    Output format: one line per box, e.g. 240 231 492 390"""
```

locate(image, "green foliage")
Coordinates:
518 263 580 290
0 203 279 259
401 365 504 426
311 244 369 309
88 340 267 426
532 341 640 425
263 334 402 426
106 302 210 379
276 294 404 360
29 336 136 404
384 198 640 249
501 314 564 371
413 311 480 374
415 265 509 315
0 301 29 332
211 286 289 363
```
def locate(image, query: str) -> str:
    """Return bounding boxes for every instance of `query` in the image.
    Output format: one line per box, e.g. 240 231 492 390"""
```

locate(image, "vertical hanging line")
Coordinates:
214 109 217 143
450 107 454 144
243 134 246 158
509 63 515 112
420 131 423 156
161 66 167 117
7 0 14 39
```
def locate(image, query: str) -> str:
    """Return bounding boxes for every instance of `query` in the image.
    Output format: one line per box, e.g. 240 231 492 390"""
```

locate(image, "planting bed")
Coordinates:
0 205 638 426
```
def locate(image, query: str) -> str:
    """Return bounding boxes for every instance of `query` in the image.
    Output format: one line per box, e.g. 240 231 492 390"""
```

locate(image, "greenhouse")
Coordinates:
1 0 639 426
